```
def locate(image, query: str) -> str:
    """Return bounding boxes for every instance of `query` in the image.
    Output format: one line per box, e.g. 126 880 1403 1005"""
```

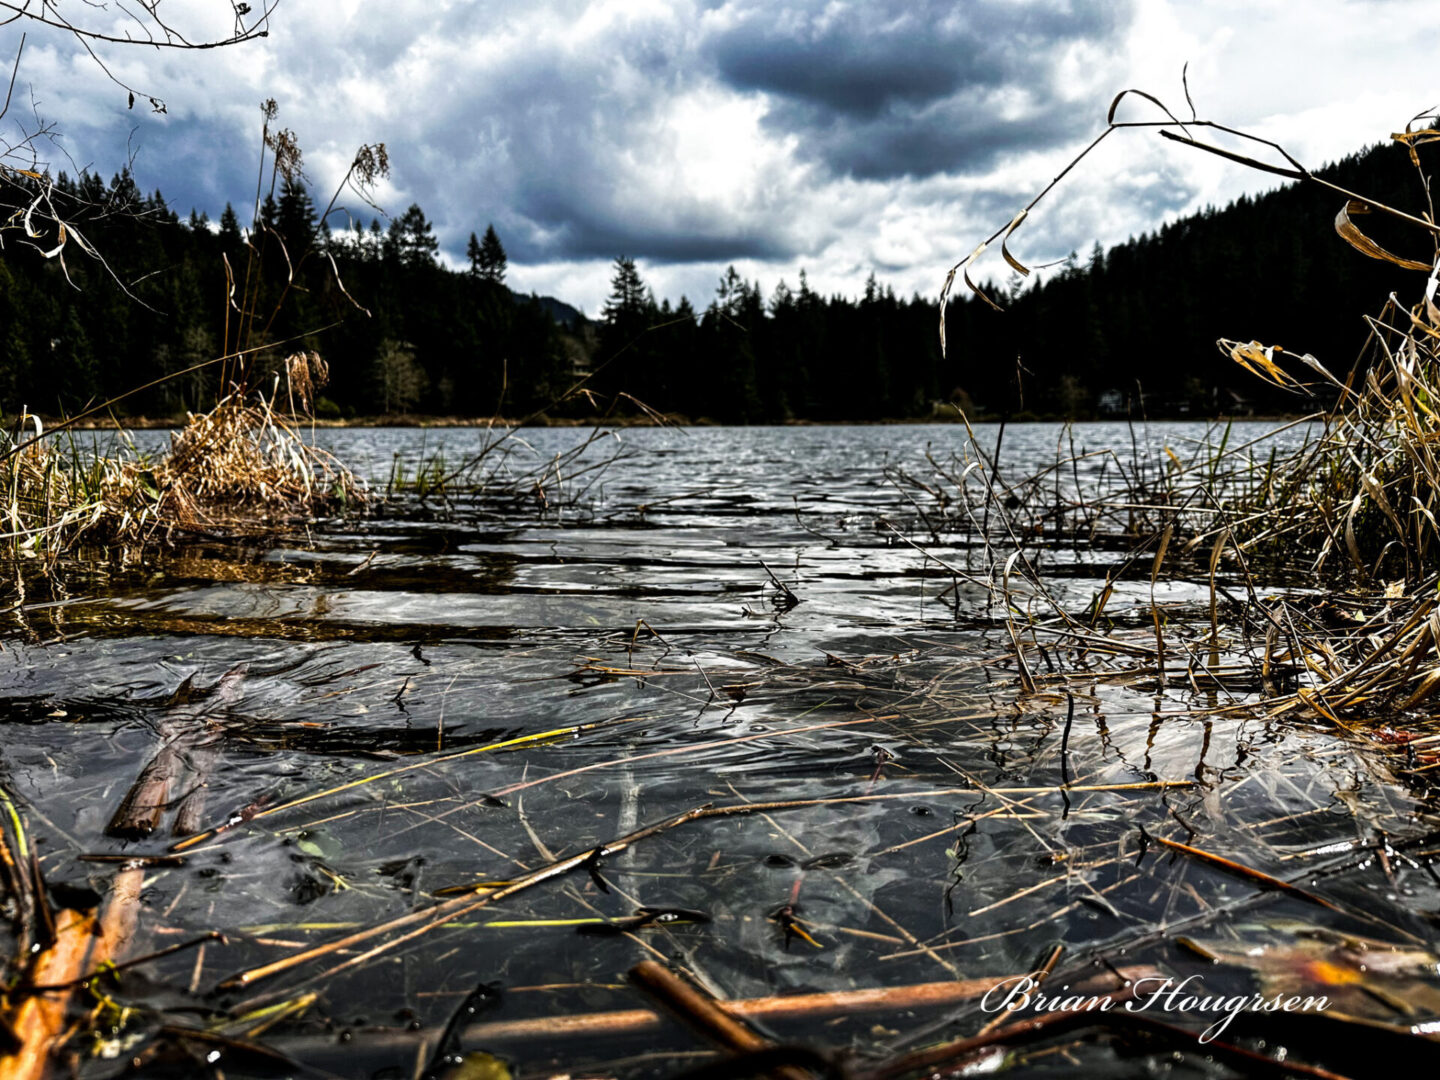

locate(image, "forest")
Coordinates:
0 135 1428 423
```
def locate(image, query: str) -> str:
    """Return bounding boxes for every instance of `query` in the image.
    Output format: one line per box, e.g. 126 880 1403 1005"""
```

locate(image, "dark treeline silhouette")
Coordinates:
593 132 1426 421
0 137 1430 422
952 138 1428 419
0 174 575 420
589 259 946 421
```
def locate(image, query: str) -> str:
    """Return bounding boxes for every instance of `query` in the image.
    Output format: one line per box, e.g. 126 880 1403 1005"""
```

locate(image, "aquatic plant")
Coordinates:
916 91 1440 732
383 392 659 515
0 363 362 563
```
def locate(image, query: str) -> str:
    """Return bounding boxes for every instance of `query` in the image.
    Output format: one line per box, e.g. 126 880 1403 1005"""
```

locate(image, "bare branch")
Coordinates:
1 2 278 293
1 1 280 112
0 1 277 49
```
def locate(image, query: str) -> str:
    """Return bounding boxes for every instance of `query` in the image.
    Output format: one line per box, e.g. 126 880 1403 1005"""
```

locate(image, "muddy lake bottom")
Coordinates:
4 422 1439 1078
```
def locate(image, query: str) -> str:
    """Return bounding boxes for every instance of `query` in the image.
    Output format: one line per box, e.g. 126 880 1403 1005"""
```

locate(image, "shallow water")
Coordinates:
5 421 1438 1078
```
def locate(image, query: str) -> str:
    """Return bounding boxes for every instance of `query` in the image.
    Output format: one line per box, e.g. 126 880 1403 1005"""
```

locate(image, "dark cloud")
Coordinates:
773 96 1078 182
511 179 796 263
354 10 813 267
706 0 1134 179
19 0 1160 292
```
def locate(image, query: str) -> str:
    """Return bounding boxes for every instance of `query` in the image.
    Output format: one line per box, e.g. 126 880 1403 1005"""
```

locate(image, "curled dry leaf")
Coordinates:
1000 209 1030 277
1221 340 1305 391
1335 200 1433 272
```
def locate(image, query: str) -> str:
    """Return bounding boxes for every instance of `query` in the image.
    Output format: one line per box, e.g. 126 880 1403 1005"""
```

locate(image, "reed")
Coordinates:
0 363 362 563
900 93 1440 734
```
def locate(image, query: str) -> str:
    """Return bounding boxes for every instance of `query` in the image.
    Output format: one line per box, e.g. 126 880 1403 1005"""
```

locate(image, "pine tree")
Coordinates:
770 279 794 315
218 203 242 249
389 204 439 268
276 177 318 258
713 265 745 319
596 257 652 400
602 257 647 331
476 224 507 285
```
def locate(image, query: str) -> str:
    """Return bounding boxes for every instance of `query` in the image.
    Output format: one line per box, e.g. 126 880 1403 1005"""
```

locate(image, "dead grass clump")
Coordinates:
0 414 110 557
1 357 363 559
1214 288 1440 579
133 382 362 534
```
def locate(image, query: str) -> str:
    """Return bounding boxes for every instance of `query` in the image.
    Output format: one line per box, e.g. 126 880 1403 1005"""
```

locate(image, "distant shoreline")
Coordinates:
46 411 1312 431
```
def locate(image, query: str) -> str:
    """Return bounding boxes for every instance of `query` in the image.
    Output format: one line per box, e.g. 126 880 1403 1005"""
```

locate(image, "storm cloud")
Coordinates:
706 0 1131 178
5 0 1440 311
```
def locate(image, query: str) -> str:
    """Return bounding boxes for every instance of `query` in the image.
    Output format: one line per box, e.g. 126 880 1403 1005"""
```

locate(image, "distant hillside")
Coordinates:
1 132 1434 422
519 291 588 329
941 137 1431 416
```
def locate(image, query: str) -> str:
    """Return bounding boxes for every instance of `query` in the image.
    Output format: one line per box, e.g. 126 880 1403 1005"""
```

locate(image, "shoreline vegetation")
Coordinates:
43 409 1315 430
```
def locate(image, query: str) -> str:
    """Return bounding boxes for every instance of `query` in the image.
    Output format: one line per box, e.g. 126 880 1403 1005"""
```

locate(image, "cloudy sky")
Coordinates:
7 0 1440 313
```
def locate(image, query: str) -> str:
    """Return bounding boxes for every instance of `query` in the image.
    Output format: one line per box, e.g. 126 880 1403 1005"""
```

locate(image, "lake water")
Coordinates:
3 421 1432 1078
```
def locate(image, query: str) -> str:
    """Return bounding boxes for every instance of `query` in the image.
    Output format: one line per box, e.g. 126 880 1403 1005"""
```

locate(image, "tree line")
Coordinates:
590 130 1426 422
0 174 574 420
0 136 1430 423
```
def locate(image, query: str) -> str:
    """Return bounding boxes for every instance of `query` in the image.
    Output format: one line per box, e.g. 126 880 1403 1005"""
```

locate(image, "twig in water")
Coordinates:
1147 834 1342 911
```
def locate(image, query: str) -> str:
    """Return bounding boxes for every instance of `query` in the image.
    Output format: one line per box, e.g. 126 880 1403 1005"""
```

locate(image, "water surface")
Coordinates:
5 420 1433 1079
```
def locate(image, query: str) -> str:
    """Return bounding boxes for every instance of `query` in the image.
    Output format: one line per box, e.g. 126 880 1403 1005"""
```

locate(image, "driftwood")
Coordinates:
106 665 245 839
0 865 143 1080
472 974 1019 1042
629 961 809 1080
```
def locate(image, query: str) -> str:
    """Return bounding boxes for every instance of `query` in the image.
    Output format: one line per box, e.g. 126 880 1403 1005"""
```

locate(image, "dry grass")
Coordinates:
131 385 361 533
1216 291 1440 578
921 95 1440 734
889 298 1440 729
0 357 363 561
1 415 111 558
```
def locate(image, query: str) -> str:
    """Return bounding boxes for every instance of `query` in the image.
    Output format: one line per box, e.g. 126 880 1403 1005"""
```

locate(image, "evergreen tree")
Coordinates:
597 257 653 399
466 232 483 277
389 204 439 268
475 224 507 284
276 177 318 258
218 203 242 248
602 257 647 328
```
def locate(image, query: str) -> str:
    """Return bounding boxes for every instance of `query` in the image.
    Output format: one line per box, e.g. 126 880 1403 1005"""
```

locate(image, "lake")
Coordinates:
5 419 1425 1078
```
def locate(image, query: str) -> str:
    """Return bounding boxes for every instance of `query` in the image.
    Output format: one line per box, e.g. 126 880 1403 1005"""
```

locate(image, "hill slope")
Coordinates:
943 138 1431 416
